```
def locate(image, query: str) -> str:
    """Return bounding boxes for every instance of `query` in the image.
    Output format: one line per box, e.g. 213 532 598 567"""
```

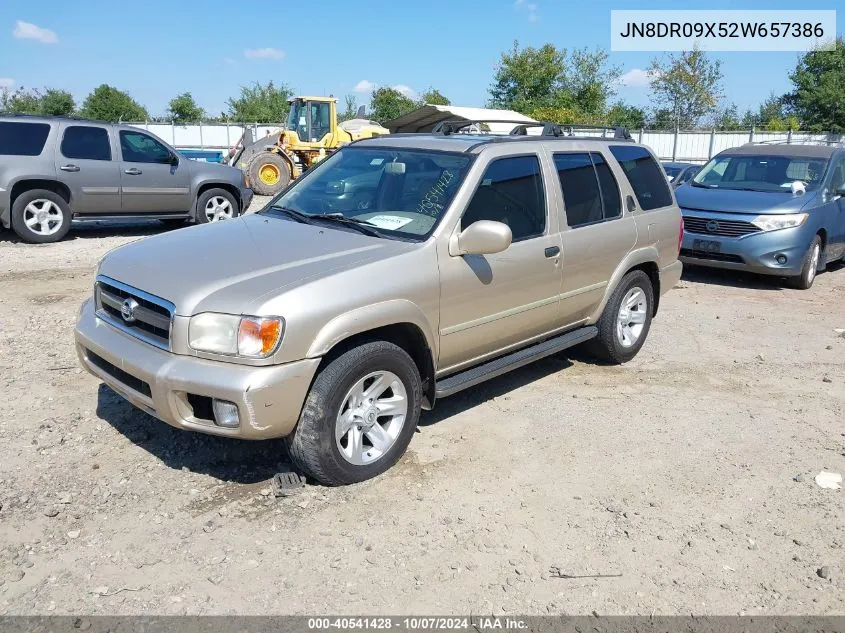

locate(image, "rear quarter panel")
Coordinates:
0 122 60 227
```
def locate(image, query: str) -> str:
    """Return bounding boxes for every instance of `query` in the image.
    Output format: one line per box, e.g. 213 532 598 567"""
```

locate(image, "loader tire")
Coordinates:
248 153 291 196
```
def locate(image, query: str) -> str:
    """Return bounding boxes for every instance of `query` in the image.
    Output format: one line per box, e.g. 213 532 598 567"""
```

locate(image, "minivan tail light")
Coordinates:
678 218 684 253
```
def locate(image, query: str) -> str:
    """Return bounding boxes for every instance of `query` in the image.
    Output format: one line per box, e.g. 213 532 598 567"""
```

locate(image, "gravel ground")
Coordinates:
0 199 843 615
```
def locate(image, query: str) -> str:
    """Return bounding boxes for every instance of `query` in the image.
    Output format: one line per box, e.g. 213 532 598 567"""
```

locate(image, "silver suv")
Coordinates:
0 115 253 243
74 122 683 485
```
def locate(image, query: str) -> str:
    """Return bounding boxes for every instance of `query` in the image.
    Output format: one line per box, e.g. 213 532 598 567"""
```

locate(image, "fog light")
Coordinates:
212 399 240 428
776 254 788 265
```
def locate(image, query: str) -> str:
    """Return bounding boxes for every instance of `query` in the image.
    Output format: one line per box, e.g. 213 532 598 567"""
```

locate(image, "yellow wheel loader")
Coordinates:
229 96 390 196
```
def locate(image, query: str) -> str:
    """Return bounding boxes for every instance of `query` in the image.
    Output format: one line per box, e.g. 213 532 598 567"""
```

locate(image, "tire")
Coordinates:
195 188 239 224
286 341 422 486
247 153 291 196
789 235 821 290
587 270 654 364
11 189 72 244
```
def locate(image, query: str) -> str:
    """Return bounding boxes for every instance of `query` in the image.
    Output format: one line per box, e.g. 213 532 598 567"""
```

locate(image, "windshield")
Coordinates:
260 147 473 240
692 154 829 192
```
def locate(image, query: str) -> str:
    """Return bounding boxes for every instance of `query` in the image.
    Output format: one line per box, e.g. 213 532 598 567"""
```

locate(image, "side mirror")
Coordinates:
164 151 178 166
450 220 512 256
835 186 845 198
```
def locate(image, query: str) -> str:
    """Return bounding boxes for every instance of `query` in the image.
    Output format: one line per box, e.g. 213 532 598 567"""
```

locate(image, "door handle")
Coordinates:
60 164 80 172
544 246 560 258
124 168 142 175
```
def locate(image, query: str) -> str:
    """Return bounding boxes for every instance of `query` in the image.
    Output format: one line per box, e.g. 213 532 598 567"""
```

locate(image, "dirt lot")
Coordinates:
0 200 843 616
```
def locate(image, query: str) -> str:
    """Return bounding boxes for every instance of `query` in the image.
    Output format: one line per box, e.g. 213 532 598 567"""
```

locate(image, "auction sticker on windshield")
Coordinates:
365 215 414 230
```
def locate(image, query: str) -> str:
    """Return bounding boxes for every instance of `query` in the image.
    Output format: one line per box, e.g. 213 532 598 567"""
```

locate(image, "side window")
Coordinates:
120 131 172 164
61 126 111 161
591 152 622 219
829 158 845 192
554 152 622 228
461 155 545 242
609 145 673 211
554 153 602 227
0 122 50 156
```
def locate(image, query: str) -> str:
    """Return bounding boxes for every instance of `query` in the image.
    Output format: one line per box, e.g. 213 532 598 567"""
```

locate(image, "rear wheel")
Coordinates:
195 188 239 224
587 270 654 364
248 153 291 196
286 341 422 486
11 189 72 244
790 235 821 290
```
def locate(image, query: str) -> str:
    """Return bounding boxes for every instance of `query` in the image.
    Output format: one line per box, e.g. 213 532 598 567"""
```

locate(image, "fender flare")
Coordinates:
588 247 661 323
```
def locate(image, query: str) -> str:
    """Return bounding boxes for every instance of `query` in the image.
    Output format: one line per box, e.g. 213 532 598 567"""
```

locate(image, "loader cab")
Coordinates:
285 97 336 145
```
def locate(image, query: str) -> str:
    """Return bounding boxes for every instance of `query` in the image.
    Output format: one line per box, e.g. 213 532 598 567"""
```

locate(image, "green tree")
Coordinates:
168 92 204 123
713 103 743 130
784 37 845 132
647 108 678 130
338 94 359 122
605 102 646 129
39 89 75 116
369 87 417 123
80 84 148 122
419 87 450 106
647 45 723 128
488 41 620 116
226 81 292 123
0 86 42 114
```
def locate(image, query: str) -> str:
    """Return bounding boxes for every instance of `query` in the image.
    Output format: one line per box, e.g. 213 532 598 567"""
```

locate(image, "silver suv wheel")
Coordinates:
335 370 408 466
23 199 64 236
616 287 648 348
204 196 234 222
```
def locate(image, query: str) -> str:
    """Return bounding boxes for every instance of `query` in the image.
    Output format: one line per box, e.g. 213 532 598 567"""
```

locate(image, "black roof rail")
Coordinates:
430 118 633 140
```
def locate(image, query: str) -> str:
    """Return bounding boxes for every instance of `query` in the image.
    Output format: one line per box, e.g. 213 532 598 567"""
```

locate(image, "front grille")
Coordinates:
683 215 761 238
680 248 744 263
95 276 174 350
86 350 152 398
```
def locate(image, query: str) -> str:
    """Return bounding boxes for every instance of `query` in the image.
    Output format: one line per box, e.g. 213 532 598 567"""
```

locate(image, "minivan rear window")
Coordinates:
0 122 51 156
609 145 673 210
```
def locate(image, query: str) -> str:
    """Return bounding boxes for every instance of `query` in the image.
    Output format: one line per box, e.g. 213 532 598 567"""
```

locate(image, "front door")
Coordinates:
437 153 563 373
826 156 845 260
54 123 121 213
118 130 192 213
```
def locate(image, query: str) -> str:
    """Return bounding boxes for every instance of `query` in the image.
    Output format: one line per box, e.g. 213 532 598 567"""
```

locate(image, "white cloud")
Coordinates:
13 20 58 44
514 0 538 22
392 84 416 99
620 68 656 88
0 78 14 88
354 79 377 93
244 47 285 60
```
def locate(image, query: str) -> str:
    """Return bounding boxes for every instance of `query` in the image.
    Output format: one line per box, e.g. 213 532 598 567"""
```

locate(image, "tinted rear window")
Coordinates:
610 145 673 210
0 122 51 156
61 125 111 161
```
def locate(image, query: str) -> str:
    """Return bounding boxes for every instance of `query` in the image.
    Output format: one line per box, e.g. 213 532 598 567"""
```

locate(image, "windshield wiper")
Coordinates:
268 205 315 224
308 213 384 238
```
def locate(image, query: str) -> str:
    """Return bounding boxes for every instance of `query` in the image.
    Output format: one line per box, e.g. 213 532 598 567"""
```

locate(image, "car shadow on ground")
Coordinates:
682 261 843 290
0 221 177 244
96 352 585 483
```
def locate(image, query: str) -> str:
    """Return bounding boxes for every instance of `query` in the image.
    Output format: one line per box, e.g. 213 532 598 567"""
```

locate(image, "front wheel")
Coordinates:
286 341 422 486
195 188 239 224
587 270 654 364
789 235 821 290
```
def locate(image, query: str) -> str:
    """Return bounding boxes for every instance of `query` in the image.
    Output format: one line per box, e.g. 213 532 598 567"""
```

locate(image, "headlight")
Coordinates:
189 313 284 358
750 213 808 232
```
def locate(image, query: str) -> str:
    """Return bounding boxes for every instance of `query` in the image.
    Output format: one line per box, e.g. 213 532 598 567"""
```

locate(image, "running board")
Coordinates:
434 326 598 399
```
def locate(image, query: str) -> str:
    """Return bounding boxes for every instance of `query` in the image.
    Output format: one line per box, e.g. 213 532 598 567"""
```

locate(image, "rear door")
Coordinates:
552 148 637 323
118 129 192 213
54 123 121 214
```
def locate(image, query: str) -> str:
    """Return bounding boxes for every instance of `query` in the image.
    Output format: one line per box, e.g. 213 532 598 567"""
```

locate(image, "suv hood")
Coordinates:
97 215 410 315
675 183 818 214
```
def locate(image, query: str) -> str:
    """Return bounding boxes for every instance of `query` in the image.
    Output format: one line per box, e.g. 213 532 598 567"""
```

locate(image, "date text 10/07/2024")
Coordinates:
307 617 528 630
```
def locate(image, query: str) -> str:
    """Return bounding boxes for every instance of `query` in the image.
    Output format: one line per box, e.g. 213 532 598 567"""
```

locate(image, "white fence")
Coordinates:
125 122 844 164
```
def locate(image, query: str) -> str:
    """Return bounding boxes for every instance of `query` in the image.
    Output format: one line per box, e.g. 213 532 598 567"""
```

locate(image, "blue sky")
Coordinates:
1 0 842 118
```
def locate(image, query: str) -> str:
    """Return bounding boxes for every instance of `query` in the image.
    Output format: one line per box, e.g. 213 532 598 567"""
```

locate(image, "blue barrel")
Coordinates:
178 149 225 163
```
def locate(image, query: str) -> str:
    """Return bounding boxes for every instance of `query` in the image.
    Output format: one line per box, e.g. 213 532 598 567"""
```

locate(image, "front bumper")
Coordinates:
75 298 319 439
680 221 811 276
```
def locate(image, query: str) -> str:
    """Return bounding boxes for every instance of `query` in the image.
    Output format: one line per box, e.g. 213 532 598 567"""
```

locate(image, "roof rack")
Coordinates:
430 119 633 140
747 138 845 147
